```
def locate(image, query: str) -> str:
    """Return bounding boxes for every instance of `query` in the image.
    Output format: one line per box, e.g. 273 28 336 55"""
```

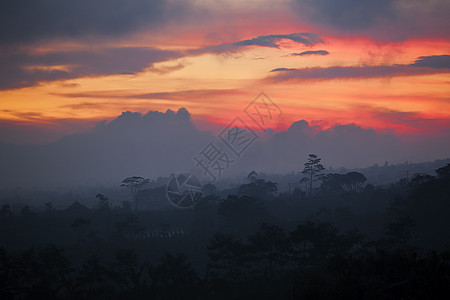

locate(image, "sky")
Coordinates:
0 0 449 146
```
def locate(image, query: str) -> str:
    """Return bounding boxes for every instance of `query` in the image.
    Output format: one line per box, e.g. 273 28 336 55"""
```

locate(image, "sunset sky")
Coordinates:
0 0 449 144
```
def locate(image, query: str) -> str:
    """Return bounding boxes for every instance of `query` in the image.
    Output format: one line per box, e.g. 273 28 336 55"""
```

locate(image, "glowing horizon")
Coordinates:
0 0 449 144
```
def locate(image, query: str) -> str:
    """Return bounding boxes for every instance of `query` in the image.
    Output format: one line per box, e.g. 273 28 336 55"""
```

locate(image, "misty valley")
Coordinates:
1 158 449 299
1 1 449 299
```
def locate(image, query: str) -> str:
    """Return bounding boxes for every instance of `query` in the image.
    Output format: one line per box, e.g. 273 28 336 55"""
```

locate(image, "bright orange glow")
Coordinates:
0 10 449 143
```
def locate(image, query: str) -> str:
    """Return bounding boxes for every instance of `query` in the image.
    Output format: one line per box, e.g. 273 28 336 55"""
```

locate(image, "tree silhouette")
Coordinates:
320 172 367 194
436 163 450 179
96 193 111 242
301 154 325 196
20 205 33 217
344 172 367 192
217 195 267 237
238 172 278 200
247 223 290 277
75 254 109 298
35 245 74 298
0 204 12 218
108 249 143 291
115 215 145 239
45 202 54 213
207 232 250 281
96 193 110 210
289 221 361 262
247 171 259 183
383 216 416 249
397 164 450 249
151 253 199 299
121 176 149 211
319 173 344 194
292 187 306 200
202 183 217 196
71 218 91 246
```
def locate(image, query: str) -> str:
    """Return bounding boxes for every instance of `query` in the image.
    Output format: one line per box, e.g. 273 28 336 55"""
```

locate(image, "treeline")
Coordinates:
1 220 449 299
0 164 449 299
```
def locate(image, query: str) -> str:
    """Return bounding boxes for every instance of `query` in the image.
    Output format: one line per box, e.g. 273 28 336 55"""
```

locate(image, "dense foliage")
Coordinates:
0 164 449 299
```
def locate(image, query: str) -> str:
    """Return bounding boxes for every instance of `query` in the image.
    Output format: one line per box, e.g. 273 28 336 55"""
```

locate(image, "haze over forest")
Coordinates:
1 108 449 189
1 1 449 298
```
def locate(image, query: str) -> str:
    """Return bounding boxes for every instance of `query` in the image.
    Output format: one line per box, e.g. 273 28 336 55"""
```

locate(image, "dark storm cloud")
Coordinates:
292 50 329 56
292 0 395 29
0 47 182 89
0 32 324 90
269 55 450 81
189 33 323 55
411 55 450 69
0 0 188 46
233 33 322 47
269 65 444 81
292 0 450 40
271 68 296 72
